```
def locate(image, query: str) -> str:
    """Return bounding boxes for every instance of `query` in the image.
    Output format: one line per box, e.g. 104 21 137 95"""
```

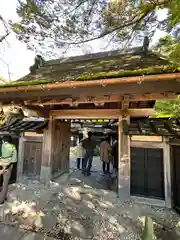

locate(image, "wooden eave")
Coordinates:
106 118 180 137
1 117 180 138
0 118 48 132
1 72 180 94
0 74 179 107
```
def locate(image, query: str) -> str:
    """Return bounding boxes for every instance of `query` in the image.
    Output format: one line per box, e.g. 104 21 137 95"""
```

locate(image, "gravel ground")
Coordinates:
0 168 180 240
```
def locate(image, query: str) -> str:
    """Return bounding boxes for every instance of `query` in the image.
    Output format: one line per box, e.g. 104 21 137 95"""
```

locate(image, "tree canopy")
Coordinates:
155 97 180 118
155 35 180 64
154 35 180 118
7 0 180 55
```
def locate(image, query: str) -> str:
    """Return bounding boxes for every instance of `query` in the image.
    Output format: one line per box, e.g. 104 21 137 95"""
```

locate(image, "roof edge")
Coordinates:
0 72 180 93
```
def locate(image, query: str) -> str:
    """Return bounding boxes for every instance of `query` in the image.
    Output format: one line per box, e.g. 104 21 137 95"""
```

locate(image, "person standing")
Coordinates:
82 131 96 176
76 133 85 169
100 137 112 174
0 136 17 204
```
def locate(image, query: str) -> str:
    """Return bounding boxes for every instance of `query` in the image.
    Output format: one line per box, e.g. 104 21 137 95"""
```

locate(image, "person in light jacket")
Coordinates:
100 137 112 174
0 136 17 204
76 133 85 169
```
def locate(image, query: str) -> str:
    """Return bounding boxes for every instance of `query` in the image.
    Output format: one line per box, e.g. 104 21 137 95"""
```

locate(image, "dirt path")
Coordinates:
0 170 180 239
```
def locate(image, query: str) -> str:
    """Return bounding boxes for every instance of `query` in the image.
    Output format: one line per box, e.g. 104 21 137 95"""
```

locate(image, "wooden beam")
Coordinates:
1 72 180 93
30 95 122 106
28 92 177 106
121 95 130 117
127 108 154 117
122 95 130 110
51 109 120 119
130 92 177 101
131 141 164 149
50 108 154 119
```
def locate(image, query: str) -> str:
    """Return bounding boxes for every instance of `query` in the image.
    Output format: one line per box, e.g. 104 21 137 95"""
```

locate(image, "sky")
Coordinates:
0 0 168 81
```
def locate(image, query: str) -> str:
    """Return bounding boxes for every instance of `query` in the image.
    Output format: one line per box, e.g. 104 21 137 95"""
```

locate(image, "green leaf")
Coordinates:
12 23 26 33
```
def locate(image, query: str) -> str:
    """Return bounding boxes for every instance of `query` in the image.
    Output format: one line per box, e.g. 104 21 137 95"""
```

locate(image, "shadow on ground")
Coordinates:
0 169 180 240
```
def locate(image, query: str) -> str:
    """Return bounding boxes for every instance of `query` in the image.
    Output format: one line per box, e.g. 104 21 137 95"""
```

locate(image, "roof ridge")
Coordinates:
44 46 144 66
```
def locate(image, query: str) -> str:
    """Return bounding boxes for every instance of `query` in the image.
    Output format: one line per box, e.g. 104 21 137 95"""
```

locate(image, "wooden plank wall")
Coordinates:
23 136 43 179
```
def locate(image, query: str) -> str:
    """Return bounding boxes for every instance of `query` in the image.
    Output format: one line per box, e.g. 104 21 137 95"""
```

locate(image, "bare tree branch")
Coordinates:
10 0 180 55
0 32 10 43
0 15 10 43
68 10 150 45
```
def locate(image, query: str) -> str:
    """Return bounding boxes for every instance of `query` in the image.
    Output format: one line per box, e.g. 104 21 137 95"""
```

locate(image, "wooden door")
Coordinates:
52 121 71 176
23 140 42 179
131 147 164 199
146 148 164 199
131 147 145 196
172 145 180 213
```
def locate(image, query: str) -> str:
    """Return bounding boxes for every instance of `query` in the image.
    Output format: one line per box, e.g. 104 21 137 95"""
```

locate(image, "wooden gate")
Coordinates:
23 137 42 179
131 147 165 199
51 121 71 177
172 145 180 213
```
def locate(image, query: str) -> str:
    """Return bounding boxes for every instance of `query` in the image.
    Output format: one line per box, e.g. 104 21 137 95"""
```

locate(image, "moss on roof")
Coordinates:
0 65 180 88
1 48 180 88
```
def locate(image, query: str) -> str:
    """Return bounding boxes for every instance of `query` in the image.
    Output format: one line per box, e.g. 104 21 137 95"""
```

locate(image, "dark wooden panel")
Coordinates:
172 146 180 213
146 148 164 199
131 147 164 200
131 147 145 196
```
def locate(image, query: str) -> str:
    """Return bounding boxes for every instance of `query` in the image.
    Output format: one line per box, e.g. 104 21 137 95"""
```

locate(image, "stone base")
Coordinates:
40 166 52 183
118 176 130 202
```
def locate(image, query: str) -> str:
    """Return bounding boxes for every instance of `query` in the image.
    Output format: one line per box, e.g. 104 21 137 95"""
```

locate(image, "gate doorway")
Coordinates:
131 147 165 200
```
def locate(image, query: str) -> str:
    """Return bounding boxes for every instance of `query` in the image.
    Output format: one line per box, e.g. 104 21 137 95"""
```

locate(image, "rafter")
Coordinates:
27 92 177 106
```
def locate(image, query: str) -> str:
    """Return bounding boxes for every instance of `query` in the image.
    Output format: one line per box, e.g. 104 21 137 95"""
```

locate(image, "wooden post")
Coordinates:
163 137 172 208
118 115 131 202
17 133 25 182
40 115 55 182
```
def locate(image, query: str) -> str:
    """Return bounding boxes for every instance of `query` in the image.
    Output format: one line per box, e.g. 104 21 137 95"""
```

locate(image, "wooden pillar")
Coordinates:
40 115 55 182
17 133 25 182
118 116 131 202
163 137 172 208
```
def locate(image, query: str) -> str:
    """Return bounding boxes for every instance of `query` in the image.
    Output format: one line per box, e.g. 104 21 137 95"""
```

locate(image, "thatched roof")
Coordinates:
1 47 179 88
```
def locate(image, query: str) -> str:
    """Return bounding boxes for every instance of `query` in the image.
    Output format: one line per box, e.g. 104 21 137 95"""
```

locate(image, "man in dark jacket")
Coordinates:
82 131 96 176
